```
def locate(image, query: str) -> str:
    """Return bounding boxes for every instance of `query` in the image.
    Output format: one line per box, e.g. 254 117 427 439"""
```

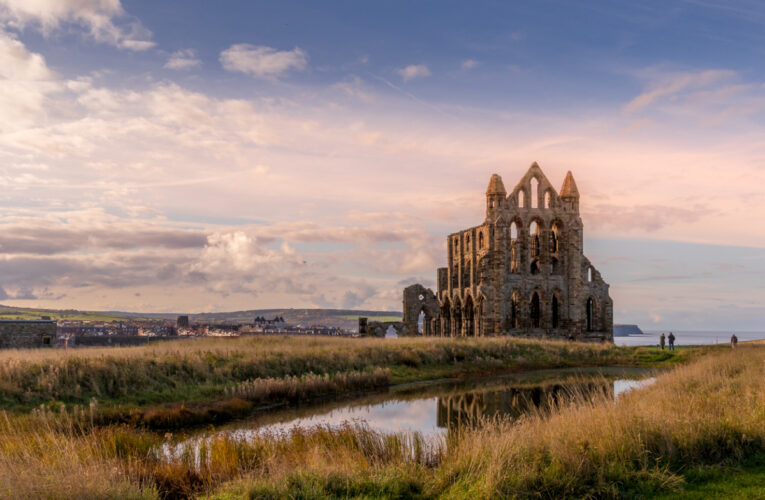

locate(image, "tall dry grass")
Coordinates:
0 410 158 499
0 409 435 499
224 368 389 403
1 344 754 499
0 335 646 408
432 346 765 498
204 347 765 498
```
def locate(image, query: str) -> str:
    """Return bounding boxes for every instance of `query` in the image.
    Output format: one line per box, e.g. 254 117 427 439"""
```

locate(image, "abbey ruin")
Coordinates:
393 162 613 342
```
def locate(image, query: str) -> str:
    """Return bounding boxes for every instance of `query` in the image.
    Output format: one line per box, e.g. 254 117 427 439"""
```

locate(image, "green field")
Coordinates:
0 304 405 329
0 335 695 412
0 310 136 322
0 303 162 322
339 314 403 322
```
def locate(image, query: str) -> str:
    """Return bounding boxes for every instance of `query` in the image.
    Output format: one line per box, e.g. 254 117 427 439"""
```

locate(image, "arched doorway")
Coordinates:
385 325 398 338
530 292 541 329
506 290 520 329
464 295 475 336
476 296 485 336
441 299 451 337
453 298 463 337
552 295 560 329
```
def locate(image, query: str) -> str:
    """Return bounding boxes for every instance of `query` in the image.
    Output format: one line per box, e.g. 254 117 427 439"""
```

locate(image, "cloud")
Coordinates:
0 220 207 255
584 203 712 232
0 31 54 80
397 64 431 82
219 44 308 78
0 31 61 133
623 69 737 113
0 0 154 50
461 59 478 70
341 284 377 309
1 27 765 317
164 49 202 70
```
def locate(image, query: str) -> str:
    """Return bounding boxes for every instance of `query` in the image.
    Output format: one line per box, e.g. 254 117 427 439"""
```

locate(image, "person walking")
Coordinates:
660 332 666 350
668 332 675 351
731 334 738 348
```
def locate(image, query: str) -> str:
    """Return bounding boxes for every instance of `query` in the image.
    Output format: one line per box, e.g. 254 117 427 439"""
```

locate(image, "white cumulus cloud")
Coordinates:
219 44 308 78
0 0 154 50
0 31 55 80
397 64 430 82
164 49 202 70
0 31 60 132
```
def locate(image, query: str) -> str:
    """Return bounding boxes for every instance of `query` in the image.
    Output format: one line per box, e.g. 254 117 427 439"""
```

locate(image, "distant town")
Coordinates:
60 315 352 346
0 313 357 349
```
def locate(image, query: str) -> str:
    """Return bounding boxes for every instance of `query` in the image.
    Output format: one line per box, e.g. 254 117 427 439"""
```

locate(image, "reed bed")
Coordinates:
0 335 662 409
0 410 158 499
224 368 389 403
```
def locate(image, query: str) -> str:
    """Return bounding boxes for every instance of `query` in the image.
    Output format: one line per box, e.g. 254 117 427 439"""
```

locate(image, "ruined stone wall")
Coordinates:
0 320 56 348
358 319 406 337
404 162 613 342
401 284 439 335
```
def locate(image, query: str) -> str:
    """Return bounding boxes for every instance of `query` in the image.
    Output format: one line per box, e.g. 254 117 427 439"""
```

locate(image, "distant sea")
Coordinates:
615 330 765 347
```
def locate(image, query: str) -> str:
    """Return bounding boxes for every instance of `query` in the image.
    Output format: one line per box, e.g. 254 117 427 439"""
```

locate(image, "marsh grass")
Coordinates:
224 368 389 403
36 369 392 431
0 341 751 499
0 410 158 499
0 335 692 410
208 346 764 499
431 346 765 498
120 369 390 430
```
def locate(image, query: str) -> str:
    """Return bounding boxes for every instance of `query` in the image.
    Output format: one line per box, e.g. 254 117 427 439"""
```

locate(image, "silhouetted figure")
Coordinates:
668 332 675 351
660 332 666 350
731 334 738 348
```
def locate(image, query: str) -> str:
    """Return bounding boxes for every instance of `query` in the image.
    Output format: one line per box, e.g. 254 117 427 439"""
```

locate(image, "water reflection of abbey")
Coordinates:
436 380 614 430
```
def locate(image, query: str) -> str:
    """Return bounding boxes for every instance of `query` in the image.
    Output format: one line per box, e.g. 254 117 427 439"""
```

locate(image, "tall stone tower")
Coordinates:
402 162 613 342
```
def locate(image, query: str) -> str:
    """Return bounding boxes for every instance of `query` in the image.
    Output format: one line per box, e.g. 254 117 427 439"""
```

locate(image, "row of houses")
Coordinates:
0 315 351 349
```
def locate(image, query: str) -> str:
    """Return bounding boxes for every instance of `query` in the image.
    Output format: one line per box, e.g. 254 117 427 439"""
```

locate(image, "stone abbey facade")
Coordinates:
400 162 613 341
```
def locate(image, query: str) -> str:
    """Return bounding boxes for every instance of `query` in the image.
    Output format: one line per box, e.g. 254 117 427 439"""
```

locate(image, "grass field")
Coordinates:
339 314 403 322
652 454 765 499
0 344 760 499
0 310 136 322
0 335 696 415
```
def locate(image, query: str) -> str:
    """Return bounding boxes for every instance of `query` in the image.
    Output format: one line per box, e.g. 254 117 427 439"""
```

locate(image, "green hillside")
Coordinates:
0 305 401 329
0 305 137 322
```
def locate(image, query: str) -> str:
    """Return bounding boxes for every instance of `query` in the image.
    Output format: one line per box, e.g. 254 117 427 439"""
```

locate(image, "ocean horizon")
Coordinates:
615 330 765 347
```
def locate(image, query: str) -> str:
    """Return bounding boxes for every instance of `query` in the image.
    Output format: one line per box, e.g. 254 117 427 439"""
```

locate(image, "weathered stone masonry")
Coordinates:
0 320 57 348
398 162 613 341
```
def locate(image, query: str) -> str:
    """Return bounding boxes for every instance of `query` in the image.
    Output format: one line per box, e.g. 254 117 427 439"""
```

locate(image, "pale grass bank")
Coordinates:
0 346 761 499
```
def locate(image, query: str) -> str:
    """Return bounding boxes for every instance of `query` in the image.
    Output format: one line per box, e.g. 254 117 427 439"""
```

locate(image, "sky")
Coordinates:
0 0 764 330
